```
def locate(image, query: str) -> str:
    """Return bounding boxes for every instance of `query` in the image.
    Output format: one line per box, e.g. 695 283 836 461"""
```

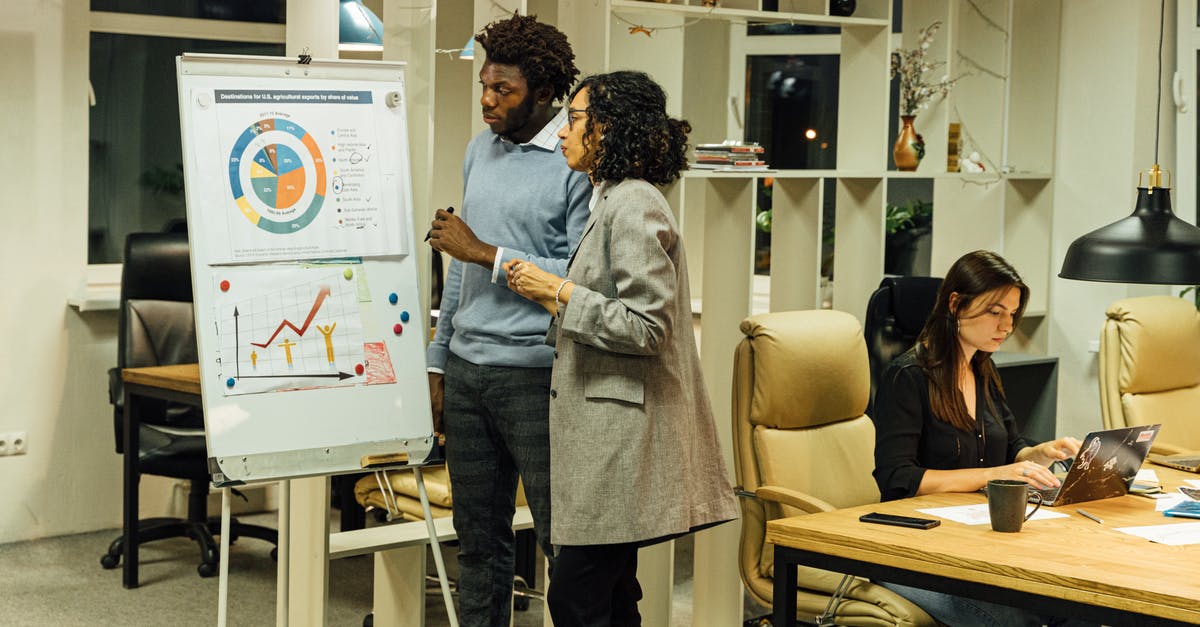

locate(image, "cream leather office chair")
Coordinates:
355 466 453 520
355 467 540 610
1100 295 1200 455
734 310 935 627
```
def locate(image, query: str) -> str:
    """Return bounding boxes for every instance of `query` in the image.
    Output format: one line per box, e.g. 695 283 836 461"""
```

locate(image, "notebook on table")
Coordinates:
1148 452 1200 473
1032 424 1161 507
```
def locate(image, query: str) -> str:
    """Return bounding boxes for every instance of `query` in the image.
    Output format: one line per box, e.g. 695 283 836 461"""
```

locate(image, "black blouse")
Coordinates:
872 349 1033 502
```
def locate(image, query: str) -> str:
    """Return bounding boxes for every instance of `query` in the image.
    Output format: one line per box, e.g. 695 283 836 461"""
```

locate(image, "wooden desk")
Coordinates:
767 467 1200 627
119 364 203 588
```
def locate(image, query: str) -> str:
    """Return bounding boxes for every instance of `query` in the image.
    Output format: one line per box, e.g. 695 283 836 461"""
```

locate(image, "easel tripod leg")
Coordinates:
416 467 458 627
218 488 232 627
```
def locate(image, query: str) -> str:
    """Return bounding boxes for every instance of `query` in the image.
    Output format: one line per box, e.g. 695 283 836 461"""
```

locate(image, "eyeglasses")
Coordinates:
566 107 589 130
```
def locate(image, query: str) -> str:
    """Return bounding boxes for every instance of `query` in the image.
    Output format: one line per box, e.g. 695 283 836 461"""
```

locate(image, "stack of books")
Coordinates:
691 141 770 171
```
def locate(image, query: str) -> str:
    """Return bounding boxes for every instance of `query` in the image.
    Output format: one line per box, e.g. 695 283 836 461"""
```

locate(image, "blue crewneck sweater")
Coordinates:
427 124 592 370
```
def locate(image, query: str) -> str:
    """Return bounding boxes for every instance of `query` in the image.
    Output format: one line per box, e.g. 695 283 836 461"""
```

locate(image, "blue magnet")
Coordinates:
388 292 398 304
400 310 410 323
225 377 235 388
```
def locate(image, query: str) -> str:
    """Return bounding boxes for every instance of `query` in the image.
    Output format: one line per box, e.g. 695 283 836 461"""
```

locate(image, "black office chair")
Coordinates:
100 231 277 584
863 276 942 417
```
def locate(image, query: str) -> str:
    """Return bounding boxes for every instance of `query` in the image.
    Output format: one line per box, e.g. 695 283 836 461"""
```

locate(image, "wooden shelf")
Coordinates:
609 0 890 28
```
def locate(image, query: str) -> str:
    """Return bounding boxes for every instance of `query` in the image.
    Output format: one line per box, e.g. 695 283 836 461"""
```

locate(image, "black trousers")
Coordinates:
547 542 642 627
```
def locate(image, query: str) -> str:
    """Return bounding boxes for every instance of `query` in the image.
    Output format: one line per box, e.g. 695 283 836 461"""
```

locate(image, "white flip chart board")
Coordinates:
177 53 433 486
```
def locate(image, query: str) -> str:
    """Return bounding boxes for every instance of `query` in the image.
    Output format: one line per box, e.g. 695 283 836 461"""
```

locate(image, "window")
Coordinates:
88 6 285 263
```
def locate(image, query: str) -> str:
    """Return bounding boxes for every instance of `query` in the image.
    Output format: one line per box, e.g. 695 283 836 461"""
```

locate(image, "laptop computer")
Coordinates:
1033 424 1161 507
1148 451 1200 473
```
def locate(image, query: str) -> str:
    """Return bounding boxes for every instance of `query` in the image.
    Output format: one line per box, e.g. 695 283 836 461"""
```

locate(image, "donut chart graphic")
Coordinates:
228 118 326 234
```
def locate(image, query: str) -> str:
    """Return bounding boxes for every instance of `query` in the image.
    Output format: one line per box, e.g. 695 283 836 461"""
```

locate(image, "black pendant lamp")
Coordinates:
1058 0 1200 285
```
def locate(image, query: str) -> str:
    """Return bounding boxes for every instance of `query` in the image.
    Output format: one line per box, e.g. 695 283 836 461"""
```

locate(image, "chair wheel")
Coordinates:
198 561 218 577
362 612 373 627
100 554 120 569
514 596 531 611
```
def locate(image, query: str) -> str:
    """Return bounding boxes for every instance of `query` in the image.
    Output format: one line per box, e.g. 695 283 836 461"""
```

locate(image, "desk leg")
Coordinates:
121 392 140 589
287 476 330 626
373 546 425 627
773 545 797 627
638 540 674 626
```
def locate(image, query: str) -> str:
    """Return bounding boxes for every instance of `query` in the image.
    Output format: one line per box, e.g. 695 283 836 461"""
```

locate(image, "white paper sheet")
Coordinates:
1156 493 1192 512
917 504 1070 526
1114 521 1200 545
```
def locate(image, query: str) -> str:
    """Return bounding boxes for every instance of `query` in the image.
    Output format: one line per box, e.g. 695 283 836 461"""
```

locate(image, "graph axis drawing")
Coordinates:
215 268 366 395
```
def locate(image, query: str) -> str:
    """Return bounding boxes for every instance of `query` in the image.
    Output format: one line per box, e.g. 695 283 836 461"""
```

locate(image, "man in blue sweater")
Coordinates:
426 14 590 627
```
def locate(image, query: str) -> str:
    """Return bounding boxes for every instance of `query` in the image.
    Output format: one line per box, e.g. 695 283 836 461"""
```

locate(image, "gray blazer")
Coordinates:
547 179 739 546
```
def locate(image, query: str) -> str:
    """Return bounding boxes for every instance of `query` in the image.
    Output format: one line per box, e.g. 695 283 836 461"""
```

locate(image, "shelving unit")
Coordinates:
404 1 1062 623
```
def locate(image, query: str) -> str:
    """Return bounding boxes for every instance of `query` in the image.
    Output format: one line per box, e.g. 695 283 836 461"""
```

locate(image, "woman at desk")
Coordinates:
873 250 1083 626
504 71 738 626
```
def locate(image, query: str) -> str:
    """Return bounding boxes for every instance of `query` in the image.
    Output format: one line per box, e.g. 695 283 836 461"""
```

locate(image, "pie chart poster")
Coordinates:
187 86 408 264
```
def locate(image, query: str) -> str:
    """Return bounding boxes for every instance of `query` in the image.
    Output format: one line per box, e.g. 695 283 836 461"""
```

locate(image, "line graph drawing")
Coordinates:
250 285 331 348
215 266 366 396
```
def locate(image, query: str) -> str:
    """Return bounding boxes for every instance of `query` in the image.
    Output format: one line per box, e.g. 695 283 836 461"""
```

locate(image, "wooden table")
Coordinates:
767 467 1200 627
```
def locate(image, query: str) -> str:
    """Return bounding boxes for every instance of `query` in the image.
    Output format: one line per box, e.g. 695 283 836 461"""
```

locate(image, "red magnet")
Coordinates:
393 323 403 335
355 363 365 375
220 280 230 292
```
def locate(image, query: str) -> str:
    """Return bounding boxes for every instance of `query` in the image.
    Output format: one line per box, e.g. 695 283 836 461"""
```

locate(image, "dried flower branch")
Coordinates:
890 21 962 117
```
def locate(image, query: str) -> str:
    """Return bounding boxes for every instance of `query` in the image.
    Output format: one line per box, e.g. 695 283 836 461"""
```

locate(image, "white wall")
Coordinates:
0 2 125 544
1049 0 1176 439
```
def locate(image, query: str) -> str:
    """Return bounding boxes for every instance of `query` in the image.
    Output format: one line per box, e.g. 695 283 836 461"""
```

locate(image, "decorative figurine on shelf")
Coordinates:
890 21 961 171
960 151 986 173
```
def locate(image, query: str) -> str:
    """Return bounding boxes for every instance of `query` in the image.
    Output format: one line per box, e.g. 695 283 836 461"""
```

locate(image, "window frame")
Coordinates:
73 11 285 311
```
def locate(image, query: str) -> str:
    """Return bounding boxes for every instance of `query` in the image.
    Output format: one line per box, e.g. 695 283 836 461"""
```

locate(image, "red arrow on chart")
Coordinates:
250 285 332 348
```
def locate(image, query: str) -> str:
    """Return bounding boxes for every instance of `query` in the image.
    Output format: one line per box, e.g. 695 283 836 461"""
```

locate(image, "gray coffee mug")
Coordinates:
987 479 1042 532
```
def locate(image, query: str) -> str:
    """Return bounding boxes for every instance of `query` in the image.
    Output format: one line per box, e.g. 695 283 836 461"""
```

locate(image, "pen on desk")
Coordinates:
425 206 454 241
1076 508 1103 525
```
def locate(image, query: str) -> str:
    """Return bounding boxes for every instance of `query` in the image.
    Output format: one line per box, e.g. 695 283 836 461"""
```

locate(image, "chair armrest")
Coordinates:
108 367 123 409
108 367 124 455
755 485 836 515
1152 442 1188 456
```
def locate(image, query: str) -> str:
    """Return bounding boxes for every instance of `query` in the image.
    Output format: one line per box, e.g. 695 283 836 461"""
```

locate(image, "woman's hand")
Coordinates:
1034 436 1082 464
988 460 1060 490
503 259 563 314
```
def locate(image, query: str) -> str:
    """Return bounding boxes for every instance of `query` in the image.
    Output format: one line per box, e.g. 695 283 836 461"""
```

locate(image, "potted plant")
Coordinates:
884 199 932 275
890 21 960 171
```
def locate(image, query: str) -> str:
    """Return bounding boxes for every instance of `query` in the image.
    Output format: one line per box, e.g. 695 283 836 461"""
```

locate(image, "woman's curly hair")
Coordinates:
574 71 691 186
475 14 578 103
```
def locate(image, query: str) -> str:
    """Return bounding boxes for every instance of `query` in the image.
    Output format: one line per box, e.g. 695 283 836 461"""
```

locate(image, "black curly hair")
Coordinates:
475 14 578 103
573 71 691 186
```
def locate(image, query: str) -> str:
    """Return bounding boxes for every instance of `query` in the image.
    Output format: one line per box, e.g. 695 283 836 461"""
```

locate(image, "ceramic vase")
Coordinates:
893 115 923 172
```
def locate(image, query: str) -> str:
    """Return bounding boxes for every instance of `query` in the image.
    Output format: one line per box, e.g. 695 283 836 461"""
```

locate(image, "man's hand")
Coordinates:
427 208 498 269
428 372 445 445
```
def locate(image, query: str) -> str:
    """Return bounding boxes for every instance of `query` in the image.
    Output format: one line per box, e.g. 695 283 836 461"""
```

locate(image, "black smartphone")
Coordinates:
859 512 940 529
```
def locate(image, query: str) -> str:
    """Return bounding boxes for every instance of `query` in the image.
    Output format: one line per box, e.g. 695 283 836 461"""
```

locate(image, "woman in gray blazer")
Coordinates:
505 71 738 626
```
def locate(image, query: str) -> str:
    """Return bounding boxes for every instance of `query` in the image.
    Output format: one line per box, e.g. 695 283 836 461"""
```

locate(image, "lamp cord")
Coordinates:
1155 0 1165 166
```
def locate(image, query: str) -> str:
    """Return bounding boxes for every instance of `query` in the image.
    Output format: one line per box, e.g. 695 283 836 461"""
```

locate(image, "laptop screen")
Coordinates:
1045 424 1161 507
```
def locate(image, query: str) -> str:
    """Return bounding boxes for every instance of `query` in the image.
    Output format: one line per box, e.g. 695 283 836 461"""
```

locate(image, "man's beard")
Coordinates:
496 93 537 140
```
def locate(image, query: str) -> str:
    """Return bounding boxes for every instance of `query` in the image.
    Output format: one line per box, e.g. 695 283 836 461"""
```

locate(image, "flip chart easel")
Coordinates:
176 52 454 626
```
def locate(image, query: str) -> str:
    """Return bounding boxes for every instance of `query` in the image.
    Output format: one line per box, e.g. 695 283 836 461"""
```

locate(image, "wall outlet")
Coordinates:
10 431 26 455
0 431 26 456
